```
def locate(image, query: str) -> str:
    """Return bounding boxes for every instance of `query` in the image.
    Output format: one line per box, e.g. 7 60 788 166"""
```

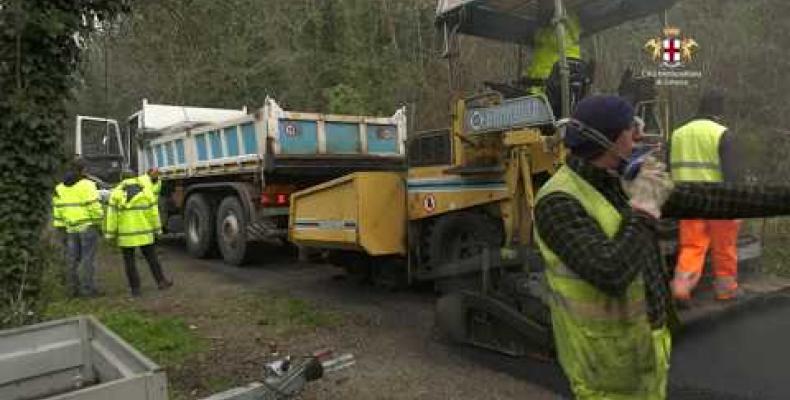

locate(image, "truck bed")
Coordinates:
141 98 406 181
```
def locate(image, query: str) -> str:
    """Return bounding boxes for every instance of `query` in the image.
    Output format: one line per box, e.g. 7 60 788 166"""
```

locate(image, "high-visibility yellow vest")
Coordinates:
535 165 670 399
138 173 162 196
525 14 582 82
52 183 66 229
52 179 103 233
105 177 162 247
670 119 727 182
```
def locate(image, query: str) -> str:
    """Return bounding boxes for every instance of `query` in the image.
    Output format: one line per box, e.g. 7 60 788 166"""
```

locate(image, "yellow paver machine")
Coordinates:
288 0 701 357
290 5 790 394
291 0 676 293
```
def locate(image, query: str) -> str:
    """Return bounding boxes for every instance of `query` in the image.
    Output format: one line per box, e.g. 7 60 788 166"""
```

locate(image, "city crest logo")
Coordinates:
644 26 699 68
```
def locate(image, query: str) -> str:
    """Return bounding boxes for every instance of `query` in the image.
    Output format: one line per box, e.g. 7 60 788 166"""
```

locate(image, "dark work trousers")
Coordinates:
56 228 69 284
65 227 99 296
121 244 167 293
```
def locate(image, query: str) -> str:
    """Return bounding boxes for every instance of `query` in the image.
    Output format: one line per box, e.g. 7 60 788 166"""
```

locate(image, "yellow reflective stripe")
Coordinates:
548 267 644 303
122 204 157 211
670 161 720 170
110 203 156 211
552 292 646 321
53 200 100 208
116 229 158 237
64 217 102 225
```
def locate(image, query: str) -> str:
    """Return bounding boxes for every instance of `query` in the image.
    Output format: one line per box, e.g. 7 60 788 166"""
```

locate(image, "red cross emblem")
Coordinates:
662 37 682 67
645 27 698 68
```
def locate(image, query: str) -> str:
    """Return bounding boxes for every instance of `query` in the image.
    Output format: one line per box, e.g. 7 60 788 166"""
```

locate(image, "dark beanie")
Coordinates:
564 95 634 159
62 170 79 186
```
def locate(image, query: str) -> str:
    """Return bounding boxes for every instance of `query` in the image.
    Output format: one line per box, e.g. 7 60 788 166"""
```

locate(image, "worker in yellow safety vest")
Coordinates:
524 4 581 95
534 95 790 399
105 170 172 297
670 89 740 301
138 167 162 197
51 160 104 297
52 181 68 252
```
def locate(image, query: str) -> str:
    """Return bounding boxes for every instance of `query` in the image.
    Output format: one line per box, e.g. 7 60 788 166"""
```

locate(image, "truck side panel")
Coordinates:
145 114 263 178
326 122 360 153
366 124 400 154
267 98 406 158
144 99 406 179
278 120 319 154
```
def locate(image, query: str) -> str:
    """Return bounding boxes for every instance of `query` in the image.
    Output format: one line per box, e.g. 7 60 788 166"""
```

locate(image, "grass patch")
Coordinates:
269 295 343 331
40 248 205 368
203 376 237 394
217 292 343 336
34 242 344 399
44 297 205 366
100 311 201 365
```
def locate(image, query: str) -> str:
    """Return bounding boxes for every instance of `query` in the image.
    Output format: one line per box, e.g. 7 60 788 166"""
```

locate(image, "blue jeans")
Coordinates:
66 227 99 296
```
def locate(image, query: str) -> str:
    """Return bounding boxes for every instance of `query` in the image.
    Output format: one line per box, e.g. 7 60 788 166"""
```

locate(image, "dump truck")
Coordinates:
75 98 407 265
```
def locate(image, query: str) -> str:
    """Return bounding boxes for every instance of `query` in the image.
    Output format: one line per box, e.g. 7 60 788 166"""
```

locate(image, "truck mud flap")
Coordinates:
247 220 286 242
436 290 552 357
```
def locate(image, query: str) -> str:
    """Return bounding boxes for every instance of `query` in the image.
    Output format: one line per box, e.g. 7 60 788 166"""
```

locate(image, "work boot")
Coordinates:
157 279 173 290
671 278 693 302
130 287 142 298
714 277 739 301
671 271 700 302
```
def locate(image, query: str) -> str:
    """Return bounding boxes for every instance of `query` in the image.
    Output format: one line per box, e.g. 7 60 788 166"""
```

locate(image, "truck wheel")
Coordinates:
216 196 248 266
423 211 503 275
185 194 216 258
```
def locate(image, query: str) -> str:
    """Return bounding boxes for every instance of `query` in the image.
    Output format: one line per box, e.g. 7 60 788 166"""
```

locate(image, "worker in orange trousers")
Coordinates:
670 89 740 301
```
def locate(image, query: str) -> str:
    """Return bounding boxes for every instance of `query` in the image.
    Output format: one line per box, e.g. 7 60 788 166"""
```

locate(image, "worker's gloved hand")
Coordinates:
622 157 674 219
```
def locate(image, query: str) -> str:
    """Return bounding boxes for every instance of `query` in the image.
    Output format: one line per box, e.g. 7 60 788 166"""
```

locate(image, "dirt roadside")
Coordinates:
79 240 561 399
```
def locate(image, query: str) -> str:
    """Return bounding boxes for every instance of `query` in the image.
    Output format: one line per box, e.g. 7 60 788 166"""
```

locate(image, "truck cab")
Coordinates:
73 116 125 189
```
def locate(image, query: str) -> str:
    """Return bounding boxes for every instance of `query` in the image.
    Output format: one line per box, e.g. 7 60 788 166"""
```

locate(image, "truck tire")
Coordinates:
185 194 216 258
423 211 503 277
216 196 248 266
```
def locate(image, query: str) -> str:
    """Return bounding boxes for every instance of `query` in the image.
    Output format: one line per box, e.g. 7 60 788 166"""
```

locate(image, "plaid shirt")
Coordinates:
535 156 790 328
